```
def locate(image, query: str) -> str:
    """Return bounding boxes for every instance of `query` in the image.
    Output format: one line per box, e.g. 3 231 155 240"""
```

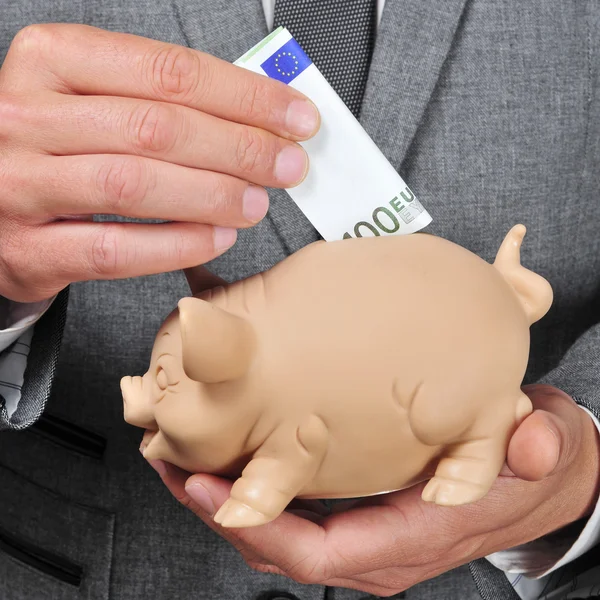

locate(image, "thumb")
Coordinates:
507 385 581 481
184 473 231 517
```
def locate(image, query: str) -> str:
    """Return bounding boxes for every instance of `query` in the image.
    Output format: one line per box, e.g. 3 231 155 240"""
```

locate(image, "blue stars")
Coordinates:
261 38 312 84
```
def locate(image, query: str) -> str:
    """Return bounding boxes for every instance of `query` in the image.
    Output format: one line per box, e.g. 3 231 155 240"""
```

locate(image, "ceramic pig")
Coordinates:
121 225 553 528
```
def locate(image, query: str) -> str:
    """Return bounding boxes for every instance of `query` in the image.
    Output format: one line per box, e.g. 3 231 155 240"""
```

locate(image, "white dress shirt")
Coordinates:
0 297 53 417
2 2 599 597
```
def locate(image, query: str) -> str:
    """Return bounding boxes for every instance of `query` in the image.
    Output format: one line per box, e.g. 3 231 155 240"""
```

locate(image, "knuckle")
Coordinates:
233 128 272 175
0 94 29 138
204 174 233 215
97 158 148 213
235 80 270 121
146 45 204 101
0 156 14 196
0 223 63 303
0 225 42 298
168 230 188 266
126 102 179 154
177 232 193 264
287 557 328 585
293 569 322 586
89 224 124 277
0 224 25 274
10 24 56 58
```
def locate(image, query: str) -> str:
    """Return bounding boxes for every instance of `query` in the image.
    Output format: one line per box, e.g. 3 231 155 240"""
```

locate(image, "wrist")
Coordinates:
542 399 600 531
573 404 600 519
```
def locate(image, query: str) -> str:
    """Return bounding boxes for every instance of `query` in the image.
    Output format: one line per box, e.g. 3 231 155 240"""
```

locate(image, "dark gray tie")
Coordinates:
273 0 377 118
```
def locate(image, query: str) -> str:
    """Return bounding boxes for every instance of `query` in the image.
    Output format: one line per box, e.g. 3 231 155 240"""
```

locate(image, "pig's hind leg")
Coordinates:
421 392 532 505
213 414 329 528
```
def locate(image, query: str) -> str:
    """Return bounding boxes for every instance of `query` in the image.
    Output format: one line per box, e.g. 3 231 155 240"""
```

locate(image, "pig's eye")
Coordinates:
156 367 169 391
154 357 180 395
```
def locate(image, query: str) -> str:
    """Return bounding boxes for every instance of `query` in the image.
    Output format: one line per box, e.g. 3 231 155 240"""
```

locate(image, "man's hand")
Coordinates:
146 385 600 597
0 24 319 302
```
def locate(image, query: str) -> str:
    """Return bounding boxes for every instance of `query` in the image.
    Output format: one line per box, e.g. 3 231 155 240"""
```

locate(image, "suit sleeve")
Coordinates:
484 320 600 588
537 321 600 416
0 288 69 431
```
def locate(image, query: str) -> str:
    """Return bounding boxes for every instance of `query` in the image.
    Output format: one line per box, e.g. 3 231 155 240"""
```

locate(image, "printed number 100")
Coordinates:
343 188 415 239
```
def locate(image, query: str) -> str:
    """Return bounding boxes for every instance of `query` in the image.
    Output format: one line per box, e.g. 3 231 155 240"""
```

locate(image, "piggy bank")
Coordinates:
121 225 552 528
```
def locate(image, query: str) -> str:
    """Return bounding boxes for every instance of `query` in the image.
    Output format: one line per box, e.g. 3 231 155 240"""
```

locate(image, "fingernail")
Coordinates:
274 145 308 186
213 226 237 252
185 482 216 516
148 459 167 478
242 185 269 223
285 99 320 138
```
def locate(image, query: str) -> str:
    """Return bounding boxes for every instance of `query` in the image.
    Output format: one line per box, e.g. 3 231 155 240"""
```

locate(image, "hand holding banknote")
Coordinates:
148 385 600 597
0 24 319 302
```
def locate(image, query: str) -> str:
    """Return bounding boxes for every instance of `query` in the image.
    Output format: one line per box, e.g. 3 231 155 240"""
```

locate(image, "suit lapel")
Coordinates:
360 0 468 170
170 0 267 60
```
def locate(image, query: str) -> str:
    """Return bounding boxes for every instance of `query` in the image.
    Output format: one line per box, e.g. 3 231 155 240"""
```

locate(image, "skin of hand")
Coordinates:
0 24 320 302
144 384 600 597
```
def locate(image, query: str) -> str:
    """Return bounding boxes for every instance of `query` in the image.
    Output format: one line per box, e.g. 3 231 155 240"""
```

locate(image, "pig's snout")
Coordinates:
121 375 157 429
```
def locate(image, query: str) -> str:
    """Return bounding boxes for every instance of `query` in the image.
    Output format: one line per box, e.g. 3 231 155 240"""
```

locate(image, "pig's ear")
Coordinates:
177 297 256 383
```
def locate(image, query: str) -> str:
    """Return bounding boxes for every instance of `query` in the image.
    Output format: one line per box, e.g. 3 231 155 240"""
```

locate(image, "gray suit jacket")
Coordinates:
1 1 599 599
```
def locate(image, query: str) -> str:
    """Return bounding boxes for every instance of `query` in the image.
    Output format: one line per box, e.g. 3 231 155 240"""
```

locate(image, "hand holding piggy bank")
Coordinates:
121 225 552 528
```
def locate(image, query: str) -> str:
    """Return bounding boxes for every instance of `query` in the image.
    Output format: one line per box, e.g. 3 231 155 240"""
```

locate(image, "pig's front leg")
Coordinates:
421 393 532 505
421 436 505 505
213 415 329 528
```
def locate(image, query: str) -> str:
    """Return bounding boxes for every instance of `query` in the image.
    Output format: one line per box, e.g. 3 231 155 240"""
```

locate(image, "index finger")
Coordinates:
182 473 414 578
182 474 327 572
2 24 320 140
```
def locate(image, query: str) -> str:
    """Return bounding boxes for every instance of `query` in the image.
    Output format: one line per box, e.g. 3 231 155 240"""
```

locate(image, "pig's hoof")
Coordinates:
421 477 487 506
213 499 273 528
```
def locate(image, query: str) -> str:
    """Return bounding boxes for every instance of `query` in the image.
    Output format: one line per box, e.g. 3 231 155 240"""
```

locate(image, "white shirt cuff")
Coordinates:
0 296 55 418
0 296 55 353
